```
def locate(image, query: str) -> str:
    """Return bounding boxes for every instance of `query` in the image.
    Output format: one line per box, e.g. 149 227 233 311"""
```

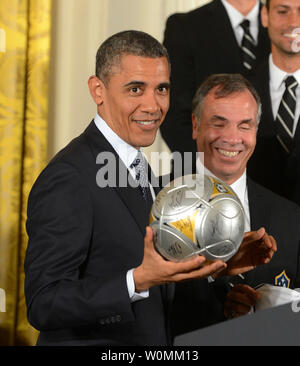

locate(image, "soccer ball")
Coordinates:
150 174 245 262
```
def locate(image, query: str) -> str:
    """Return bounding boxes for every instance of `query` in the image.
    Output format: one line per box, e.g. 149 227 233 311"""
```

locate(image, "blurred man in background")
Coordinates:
247 0 300 205
161 0 270 166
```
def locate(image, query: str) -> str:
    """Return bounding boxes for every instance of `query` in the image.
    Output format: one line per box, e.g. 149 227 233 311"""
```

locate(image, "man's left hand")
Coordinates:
216 227 277 278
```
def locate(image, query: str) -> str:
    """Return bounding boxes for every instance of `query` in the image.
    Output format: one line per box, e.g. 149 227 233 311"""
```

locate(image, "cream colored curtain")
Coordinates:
0 0 51 345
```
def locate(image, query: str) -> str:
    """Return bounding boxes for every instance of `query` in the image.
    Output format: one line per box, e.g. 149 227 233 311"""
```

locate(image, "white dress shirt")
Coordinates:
269 55 300 136
221 0 260 46
94 113 140 179
196 157 251 232
94 113 149 302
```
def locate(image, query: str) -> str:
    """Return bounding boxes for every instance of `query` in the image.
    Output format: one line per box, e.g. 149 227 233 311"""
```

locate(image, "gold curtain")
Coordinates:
0 0 51 345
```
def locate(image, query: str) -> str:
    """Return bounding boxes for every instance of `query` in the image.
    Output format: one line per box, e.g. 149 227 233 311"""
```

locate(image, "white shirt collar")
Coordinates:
221 0 259 43
230 171 248 205
93 113 139 169
269 54 300 91
221 0 259 30
196 156 247 206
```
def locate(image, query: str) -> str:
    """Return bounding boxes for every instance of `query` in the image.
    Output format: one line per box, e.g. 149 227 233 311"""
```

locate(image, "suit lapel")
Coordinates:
148 163 161 195
252 62 276 136
84 120 150 235
256 3 271 60
243 178 271 284
247 177 271 231
210 0 242 71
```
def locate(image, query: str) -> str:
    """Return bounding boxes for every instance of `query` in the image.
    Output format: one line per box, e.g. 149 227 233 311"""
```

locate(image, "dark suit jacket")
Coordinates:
242 177 300 288
160 0 270 156
171 176 300 338
25 121 173 346
247 61 300 205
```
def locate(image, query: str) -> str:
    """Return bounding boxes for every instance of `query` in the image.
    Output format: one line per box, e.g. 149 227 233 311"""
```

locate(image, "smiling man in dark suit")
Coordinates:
24 31 276 346
247 0 300 205
161 0 270 161
186 73 300 321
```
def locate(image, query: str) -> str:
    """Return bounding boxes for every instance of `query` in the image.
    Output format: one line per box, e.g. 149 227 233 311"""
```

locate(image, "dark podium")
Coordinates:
174 302 300 346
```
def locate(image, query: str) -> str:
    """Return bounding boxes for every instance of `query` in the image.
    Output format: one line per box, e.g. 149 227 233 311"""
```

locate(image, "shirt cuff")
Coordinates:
126 268 149 302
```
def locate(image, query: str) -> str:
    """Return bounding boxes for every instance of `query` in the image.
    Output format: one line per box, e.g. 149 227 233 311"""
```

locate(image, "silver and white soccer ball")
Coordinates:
150 174 245 262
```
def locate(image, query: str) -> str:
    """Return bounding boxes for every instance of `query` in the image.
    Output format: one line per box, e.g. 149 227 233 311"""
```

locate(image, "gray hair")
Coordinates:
192 73 262 125
95 30 170 85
